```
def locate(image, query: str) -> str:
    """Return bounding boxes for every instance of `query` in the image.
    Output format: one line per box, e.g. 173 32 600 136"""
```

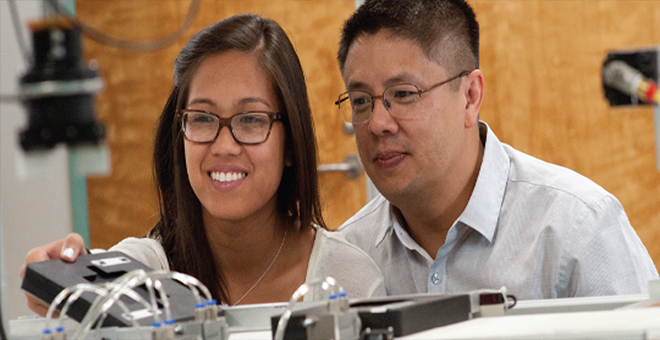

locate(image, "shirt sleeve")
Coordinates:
305 228 386 301
560 194 659 297
107 237 170 271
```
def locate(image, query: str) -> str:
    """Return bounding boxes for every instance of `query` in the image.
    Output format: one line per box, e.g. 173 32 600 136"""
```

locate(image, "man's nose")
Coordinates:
368 97 398 135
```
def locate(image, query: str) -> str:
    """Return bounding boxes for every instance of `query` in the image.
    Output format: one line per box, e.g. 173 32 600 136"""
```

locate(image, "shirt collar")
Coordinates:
457 121 510 242
390 206 435 262
371 196 429 259
370 194 395 247
373 121 510 247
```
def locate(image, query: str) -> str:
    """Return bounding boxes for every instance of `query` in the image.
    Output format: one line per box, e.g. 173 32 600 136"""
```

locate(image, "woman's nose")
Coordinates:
210 125 241 155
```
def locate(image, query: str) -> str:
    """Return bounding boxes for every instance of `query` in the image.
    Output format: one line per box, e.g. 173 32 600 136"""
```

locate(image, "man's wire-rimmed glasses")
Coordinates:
178 109 283 145
336 70 472 125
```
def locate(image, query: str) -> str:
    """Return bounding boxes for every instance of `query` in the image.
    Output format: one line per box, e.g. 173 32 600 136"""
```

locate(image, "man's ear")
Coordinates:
464 69 484 129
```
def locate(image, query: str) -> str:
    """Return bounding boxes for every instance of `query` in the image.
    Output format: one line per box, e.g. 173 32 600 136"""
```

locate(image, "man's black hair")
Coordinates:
338 0 479 76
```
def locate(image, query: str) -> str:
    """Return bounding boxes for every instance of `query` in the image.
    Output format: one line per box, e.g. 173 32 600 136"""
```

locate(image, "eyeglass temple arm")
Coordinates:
422 70 473 94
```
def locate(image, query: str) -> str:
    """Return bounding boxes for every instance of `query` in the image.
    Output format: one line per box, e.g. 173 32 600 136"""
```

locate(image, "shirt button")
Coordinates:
431 273 442 285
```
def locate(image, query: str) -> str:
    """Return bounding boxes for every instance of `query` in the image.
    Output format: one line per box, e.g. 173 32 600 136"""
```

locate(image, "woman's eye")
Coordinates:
191 114 215 123
239 115 267 124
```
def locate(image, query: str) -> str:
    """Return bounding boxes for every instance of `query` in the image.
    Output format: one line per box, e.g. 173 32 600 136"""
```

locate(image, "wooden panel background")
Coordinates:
80 1 659 272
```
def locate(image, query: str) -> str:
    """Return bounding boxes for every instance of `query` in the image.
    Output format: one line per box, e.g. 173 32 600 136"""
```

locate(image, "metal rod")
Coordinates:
317 154 363 180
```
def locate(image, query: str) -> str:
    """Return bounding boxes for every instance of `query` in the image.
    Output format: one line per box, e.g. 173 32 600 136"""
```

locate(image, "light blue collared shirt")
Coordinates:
338 122 658 299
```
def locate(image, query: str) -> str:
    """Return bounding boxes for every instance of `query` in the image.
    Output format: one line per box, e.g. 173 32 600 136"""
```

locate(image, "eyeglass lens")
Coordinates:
339 84 421 124
338 71 471 125
182 111 274 144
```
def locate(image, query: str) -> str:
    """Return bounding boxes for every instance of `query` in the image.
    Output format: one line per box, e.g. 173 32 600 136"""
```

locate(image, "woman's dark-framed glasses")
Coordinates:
336 70 472 125
178 109 283 145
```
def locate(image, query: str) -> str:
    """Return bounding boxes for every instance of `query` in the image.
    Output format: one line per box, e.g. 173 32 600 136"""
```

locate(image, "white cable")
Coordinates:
46 284 100 326
46 268 214 339
168 271 212 302
144 277 161 323
78 271 144 325
134 270 212 320
74 270 152 339
44 283 141 338
76 269 213 339
153 279 172 322
45 283 109 330
75 284 152 339
148 271 214 321
149 270 212 303
274 276 343 340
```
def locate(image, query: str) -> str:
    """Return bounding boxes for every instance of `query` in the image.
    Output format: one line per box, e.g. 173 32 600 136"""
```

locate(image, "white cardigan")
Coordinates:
106 226 386 302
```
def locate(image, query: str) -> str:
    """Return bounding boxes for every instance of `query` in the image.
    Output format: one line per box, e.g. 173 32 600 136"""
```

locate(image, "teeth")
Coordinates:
211 172 246 183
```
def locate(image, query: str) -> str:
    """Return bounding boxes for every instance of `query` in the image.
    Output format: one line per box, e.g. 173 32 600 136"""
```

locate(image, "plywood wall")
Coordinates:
80 1 660 271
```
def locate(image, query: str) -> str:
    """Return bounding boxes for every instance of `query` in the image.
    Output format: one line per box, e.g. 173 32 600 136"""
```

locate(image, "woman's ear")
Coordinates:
285 149 293 167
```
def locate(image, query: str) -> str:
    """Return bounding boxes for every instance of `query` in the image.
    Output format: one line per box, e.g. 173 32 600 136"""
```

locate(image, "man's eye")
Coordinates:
393 90 415 99
351 96 371 107
390 88 419 105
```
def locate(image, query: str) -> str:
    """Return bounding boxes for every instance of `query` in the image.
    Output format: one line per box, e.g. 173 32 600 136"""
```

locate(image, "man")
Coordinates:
335 0 658 299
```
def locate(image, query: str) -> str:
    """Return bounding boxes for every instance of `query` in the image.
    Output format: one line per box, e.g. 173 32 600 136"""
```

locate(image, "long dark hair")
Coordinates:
150 14 325 303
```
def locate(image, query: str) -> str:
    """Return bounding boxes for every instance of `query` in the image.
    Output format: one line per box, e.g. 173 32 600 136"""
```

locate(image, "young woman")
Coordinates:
22 14 384 315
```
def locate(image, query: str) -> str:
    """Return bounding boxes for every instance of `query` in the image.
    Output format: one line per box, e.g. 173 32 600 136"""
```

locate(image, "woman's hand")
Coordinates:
19 233 88 317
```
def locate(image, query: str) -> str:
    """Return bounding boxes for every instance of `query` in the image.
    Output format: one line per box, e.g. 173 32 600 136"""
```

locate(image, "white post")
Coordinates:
0 0 73 321
655 48 660 171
